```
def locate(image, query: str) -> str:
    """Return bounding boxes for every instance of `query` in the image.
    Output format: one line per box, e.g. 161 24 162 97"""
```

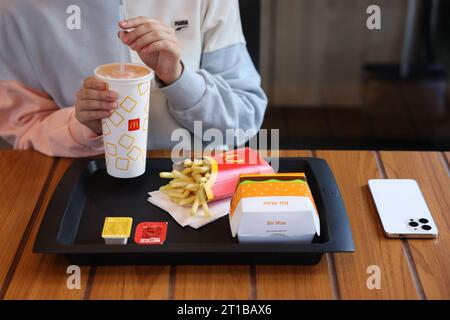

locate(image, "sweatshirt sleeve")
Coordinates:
0 7 104 157
0 80 104 157
160 0 267 145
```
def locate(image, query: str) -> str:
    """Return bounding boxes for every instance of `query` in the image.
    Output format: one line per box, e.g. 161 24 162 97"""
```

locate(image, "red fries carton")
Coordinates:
203 148 274 201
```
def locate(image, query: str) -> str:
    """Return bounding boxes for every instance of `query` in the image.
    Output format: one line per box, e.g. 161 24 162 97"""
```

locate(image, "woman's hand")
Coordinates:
118 17 182 85
75 77 118 134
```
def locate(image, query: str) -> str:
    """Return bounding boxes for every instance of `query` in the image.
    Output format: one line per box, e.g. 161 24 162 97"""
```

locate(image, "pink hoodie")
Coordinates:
0 80 104 157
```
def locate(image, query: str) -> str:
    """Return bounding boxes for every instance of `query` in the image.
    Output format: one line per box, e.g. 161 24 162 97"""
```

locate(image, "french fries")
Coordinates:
159 159 212 217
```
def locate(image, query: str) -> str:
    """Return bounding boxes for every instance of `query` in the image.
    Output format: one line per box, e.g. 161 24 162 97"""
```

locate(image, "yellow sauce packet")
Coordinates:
102 217 133 239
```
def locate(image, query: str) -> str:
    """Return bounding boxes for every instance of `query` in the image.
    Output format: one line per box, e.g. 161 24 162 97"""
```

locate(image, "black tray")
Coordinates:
34 157 354 265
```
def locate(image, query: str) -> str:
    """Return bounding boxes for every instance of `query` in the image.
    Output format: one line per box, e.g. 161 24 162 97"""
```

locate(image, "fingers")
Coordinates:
83 76 108 90
78 110 112 121
117 17 182 85
130 31 177 52
117 18 177 53
78 88 117 102
119 16 165 30
76 77 118 132
77 99 118 112
142 40 178 55
76 77 118 120
76 99 115 124
119 23 173 45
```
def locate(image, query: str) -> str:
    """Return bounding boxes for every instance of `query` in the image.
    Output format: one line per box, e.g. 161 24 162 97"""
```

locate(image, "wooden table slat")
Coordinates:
256 261 334 300
174 265 251 300
0 151 54 293
316 151 419 299
380 152 450 299
89 265 170 300
3 159 90 300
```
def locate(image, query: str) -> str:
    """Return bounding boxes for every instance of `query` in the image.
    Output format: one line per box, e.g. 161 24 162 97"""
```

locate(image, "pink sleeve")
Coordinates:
0 80 104 157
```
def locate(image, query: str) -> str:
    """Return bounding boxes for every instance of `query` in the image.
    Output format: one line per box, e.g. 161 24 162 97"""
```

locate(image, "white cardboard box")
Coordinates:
229 174 321 244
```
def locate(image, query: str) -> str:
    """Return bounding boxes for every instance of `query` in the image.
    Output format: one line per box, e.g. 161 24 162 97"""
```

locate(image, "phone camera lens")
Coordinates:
409 222 419 227
419 218 429 224
422 225 432 231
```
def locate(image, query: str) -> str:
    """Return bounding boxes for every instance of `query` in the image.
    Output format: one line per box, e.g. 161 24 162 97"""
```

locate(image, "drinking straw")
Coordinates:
119 2 127 73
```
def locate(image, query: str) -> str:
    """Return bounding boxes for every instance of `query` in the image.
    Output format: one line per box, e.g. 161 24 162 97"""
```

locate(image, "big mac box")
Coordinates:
229 173 321 243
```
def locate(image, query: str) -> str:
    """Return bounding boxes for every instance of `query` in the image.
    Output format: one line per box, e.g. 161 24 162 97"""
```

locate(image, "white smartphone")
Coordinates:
368 179 438 239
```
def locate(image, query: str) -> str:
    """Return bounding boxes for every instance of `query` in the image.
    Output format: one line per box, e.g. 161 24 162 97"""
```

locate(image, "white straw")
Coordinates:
119 3 127 73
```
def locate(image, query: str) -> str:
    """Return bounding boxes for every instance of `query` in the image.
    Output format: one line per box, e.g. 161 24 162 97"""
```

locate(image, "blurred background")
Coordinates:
240 0 450 150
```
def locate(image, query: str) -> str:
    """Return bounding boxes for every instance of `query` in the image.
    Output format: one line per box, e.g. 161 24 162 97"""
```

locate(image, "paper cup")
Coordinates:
95 63 154 178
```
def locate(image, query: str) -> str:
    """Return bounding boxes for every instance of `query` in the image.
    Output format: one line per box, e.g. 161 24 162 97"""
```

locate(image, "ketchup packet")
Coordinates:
134 222 168 245
203 148 274 202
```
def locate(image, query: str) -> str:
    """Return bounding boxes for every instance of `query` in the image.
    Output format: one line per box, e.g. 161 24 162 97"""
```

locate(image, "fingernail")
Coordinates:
110 102 118 109
120 21 127 26
107 92 115 99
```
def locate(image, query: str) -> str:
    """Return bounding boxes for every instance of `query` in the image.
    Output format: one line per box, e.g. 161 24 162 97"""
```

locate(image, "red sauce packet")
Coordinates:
134 222 168 245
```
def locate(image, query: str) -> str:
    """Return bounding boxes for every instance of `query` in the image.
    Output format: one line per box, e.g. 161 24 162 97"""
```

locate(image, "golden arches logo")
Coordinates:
128 118 140 131
224 153 245 164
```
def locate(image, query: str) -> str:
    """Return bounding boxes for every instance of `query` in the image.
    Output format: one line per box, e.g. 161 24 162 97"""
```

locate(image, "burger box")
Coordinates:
230 173 320 244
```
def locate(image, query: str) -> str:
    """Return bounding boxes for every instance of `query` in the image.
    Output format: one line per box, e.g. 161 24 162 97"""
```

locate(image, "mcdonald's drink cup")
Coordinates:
95 63 154 178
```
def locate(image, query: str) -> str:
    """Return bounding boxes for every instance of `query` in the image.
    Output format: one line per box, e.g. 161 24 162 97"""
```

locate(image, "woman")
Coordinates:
0 0 267 156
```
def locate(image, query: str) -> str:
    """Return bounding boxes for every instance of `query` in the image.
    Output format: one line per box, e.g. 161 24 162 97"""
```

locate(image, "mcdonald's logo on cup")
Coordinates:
128 118 140 131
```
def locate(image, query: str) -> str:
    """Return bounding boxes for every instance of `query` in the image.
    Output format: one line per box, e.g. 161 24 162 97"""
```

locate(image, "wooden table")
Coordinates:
0 150 448 300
